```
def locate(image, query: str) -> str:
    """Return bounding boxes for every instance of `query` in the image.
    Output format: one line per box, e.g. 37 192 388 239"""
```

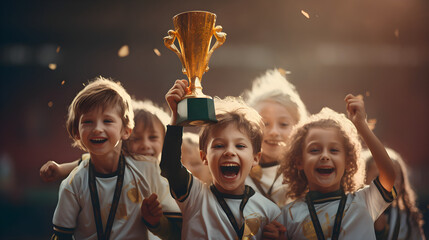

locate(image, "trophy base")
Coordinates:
177 98 217 126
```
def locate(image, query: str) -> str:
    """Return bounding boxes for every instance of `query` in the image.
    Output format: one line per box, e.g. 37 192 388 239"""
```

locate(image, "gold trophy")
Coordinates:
164 11 226 126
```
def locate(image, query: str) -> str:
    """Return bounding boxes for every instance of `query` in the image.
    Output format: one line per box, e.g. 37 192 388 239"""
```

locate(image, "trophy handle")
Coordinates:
164 30 187 74
205 25 226 72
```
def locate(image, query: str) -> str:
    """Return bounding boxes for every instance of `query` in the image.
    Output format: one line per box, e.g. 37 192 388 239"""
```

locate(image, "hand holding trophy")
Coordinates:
164 11 226 126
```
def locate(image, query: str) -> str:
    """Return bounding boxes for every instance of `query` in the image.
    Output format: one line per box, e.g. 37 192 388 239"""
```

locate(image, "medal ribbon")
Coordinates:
210 185 254 239
305 189 347 240
89 154 125 240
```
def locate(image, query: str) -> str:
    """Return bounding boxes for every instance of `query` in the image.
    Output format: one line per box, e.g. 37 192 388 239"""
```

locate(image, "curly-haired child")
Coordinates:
263 94 397 240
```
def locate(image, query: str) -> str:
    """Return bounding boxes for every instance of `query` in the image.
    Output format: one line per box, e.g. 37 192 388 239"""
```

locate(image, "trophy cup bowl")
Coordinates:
164 11 226 126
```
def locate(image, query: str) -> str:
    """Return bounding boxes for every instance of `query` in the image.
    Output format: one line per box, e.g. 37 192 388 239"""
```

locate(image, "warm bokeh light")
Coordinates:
118 45 129 57
48 63 57 70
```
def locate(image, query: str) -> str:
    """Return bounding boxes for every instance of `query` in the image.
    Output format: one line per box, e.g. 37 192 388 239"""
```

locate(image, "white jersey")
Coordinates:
245 164 290 208
386 206 425 240
278 179 395 240
52 155 179 240
177 176 281 240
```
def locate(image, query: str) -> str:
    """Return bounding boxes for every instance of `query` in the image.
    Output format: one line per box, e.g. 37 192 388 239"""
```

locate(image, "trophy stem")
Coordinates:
185 77 210 99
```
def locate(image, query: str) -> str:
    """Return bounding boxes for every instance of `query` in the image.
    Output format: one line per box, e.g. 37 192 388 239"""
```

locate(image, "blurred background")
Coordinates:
1 0 428 238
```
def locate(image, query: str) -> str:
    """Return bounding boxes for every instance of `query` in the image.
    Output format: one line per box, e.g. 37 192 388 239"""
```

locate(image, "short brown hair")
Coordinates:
280 108 364 200
66 76 134 151
199 97 264 155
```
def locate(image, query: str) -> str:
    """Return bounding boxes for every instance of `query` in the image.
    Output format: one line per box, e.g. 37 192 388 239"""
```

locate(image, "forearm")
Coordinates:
59 160 80 179
357 122 395 191
145 215 181 240
160 125 191 199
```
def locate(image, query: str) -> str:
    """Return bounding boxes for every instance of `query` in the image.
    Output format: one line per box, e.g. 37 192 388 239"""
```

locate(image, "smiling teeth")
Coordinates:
221 163 239 167
90 138 106 143
265 140 286 146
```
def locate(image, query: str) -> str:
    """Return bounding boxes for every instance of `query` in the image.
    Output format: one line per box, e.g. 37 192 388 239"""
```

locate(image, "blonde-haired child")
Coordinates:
364 148 425 240
242 69 308 208
50 77 178 240
264 94 397 239
181 132 212 184
143 80 280 239
124 99 170 162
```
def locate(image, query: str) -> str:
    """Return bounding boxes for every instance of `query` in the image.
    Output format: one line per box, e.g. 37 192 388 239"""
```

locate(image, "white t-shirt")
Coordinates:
277 180 395 240
177 176 281 240
386 206 425 240
245 164 290 208
52 155 179 240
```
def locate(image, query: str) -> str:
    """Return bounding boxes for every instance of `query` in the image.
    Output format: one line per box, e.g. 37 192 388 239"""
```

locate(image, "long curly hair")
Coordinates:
280 108 365 200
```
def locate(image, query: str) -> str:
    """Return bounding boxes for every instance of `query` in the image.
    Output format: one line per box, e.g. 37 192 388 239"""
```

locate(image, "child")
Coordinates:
125 100 170 162
40 99 170 183
242 69 308 208
146 79 281 239
266 94 397 239
50 77 178 240
364 148 425 240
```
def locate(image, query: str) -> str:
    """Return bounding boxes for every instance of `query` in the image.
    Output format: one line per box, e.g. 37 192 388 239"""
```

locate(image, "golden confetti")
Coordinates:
48 101 54 108
277 68 292 76
394 29 399 38
153 48 161 56
365 91 370 97
118 45 129 57
61 80 66 85
367 118 377 131
48 63 57 70
56 46 61 53
301 10 310 19
278 68 287 76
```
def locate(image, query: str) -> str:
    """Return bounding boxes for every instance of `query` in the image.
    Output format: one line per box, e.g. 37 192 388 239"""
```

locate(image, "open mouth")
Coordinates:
220 163 240 178
316 167 335 174
90 138 107 144
264 140 286 147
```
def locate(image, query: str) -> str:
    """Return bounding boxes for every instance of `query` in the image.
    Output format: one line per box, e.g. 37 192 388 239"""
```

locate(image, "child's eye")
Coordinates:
309 148 319 153
236 144 246 149
129 137 140 142
330 148 340 153
212 144 224 149
82 120 92 124
280 122 290 127
104 119 113 123
149 135 159 140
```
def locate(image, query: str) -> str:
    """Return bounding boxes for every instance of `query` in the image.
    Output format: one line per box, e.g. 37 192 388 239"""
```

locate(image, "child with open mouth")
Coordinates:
141 79 281 239
263 94 397 239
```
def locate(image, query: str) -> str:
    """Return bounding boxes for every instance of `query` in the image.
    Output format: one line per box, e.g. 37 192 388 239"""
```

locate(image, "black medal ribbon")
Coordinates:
391 206 401 240
210 185 254 239
305 189 347 240
89 154 125 240
250 169 281 204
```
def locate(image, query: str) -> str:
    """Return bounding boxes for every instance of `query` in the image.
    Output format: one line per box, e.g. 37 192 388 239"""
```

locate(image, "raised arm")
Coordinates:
345 94 396 191
160 80 193 200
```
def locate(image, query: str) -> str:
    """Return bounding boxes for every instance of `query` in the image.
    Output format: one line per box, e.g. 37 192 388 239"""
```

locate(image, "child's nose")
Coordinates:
320 150 330 161
223 146 236 157
93 121 103 133
140 140 151 149
266 124 280 136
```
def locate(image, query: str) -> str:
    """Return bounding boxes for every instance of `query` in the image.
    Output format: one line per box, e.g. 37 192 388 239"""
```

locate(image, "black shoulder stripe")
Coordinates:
374 176 397 203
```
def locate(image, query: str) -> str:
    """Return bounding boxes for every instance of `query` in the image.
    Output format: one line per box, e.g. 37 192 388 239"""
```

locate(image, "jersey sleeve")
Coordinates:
160 125 192 201
52 177 81 237
358 176 397 221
